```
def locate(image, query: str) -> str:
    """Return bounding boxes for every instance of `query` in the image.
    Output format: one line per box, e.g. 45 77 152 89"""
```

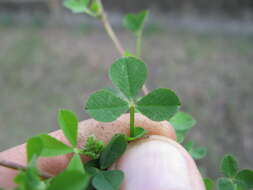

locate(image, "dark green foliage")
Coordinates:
99 134 128 169
206 154 253 190
11 2 251 190
235 170 253 189
220 155 238 178
217 178 235 190
204 178 214 190
85 56 181 138
92 170 124 190
136 88 180 121
85 89 129 122
109 57 147 100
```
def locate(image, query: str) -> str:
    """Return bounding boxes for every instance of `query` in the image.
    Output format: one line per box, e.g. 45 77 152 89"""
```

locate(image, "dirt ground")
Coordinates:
0 23 252 178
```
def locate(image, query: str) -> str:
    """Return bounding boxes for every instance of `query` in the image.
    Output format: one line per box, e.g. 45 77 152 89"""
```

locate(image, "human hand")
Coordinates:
0 114 205 190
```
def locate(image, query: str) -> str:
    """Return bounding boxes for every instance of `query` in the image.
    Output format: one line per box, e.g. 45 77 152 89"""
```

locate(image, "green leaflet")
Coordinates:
99 134 127 169
109 57 147 100
63 0 102 16
58 109 78 147
204 178 214 190
123 11 149 33
236 170 253 189
92 170 124 190
169 111 196 131
169 112 196 143
47 171 88 190
175 131 185 143
136 88 180 121
217 178 235 190
220 155 238 178
66 154 85 174
184 141 207 160
26 136 43 162
37 134 73 157
48 154 89 190
85 89 129 122
63 0 90 13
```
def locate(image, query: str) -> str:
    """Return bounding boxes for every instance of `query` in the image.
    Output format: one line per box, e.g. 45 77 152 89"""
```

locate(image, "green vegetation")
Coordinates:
204 155 253 190
0 0 253 189
86 57 180 138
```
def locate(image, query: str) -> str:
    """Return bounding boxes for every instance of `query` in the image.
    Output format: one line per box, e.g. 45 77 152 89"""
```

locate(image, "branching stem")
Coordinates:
98 0 148 95
0 160 52 179
100 10 125 56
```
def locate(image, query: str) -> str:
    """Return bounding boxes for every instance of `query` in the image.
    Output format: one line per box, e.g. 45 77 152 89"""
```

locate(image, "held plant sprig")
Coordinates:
15 56 181 190
0 1 252 190
16 109 128 190
85 56 181 139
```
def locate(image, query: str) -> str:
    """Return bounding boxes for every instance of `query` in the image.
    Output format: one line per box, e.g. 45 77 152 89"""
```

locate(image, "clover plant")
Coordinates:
85 56 181 139
0 0 252 190
204 154 253 190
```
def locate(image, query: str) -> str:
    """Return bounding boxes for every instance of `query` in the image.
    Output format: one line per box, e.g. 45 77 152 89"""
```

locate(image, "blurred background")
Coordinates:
0 0 252 179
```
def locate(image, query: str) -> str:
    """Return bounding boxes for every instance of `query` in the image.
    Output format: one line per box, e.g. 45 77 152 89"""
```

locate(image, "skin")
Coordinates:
112 135 205 190
0 114 204 190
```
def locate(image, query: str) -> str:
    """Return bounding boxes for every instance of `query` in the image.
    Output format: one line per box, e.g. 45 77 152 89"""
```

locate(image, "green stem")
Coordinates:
99 1 125 56
136 31 143 58
0 160 52 179
130 105 135 137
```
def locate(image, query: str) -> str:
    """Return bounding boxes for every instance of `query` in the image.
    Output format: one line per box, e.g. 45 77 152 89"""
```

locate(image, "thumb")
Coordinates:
111 135 205 190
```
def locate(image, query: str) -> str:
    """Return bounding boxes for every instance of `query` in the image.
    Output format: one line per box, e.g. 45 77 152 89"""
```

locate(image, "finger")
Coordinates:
112 135 205 190
0 113 175 189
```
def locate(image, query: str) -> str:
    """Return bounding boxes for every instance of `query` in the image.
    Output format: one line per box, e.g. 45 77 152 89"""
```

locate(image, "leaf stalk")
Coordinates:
136 31 143 57
99 1 125 56
130 105 135 137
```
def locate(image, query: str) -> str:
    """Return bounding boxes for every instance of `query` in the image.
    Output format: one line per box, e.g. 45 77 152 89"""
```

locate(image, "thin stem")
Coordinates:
99 5 125 56
130 105 135 137
98 1 149 95
136 31 143 57
0 160 52 179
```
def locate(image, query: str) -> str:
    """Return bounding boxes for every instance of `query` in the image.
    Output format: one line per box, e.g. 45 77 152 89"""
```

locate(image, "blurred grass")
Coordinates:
0 23 252 178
